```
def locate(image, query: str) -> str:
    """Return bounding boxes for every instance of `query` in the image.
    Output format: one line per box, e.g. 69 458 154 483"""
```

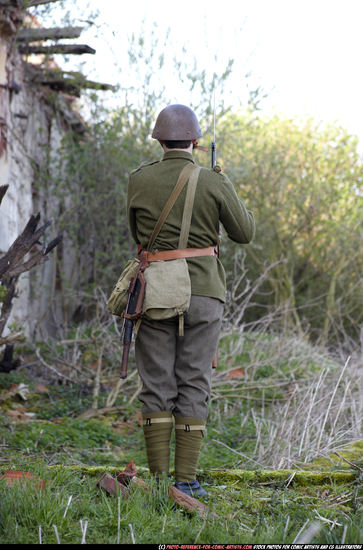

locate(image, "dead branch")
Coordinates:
4 236 62 279
0 213 59 280
16 26 84 42
18 43 96 55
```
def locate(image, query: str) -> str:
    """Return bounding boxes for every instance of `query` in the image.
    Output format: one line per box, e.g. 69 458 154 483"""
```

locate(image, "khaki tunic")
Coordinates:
127 150 255 303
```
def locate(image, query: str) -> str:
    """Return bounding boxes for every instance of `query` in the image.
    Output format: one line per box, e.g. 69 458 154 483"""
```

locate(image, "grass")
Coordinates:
0 328 362 544
0 457 362 544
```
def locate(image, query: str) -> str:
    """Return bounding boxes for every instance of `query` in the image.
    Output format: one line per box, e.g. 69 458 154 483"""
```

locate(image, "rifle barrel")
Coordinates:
211 141 216 168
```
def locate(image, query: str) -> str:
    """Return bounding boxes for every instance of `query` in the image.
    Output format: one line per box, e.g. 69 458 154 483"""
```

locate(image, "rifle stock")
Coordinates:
120 341 131 379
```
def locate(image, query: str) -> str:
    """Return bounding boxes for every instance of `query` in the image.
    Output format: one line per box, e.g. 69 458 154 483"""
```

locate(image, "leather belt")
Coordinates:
137 246 217 262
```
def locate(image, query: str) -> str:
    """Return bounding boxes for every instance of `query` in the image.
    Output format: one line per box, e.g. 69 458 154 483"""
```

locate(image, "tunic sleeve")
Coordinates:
218 174 255 243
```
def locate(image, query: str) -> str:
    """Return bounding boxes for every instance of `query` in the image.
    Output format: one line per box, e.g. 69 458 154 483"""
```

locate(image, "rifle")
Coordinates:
120 257 147 379
211 92 219 369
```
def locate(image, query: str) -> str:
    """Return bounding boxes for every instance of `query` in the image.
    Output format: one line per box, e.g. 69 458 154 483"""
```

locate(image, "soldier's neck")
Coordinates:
162 144 193 154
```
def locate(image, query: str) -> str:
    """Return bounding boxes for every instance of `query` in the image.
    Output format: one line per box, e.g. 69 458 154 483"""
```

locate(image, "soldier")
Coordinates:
127 104 255 497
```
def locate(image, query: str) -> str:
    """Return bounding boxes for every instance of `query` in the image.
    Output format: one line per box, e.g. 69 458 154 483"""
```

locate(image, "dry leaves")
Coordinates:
0 470 45 488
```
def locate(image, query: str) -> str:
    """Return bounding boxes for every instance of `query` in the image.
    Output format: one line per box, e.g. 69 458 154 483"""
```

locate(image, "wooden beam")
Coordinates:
0 1 21 6
25 0 62 6
28 68 116 96
0 0 60 7
16 26 83 42
18 43 96 55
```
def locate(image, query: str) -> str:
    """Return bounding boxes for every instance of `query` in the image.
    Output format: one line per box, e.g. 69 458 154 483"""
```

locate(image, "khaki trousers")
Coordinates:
135 295 224 420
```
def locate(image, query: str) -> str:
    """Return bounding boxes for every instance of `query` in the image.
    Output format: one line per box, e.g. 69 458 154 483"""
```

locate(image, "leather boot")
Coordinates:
142 411 173 476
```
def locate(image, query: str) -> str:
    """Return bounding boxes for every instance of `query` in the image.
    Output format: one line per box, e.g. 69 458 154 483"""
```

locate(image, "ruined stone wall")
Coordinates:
0 6 82 338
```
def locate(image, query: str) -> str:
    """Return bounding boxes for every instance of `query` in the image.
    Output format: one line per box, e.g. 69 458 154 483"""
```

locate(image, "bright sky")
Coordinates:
44 0 363 148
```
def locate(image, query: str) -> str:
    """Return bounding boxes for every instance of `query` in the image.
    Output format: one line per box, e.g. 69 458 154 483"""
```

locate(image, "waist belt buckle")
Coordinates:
184 424 190 432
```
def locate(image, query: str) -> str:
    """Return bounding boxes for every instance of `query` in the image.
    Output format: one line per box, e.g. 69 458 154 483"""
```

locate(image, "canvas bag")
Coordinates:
106 257 140 316
142 164 201 326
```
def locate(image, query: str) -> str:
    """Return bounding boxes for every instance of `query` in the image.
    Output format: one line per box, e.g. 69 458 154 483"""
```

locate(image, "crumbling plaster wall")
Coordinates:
0 11 80 338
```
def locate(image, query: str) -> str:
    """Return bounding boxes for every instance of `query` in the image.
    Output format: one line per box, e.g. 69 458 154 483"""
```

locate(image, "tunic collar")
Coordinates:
162 151 195 163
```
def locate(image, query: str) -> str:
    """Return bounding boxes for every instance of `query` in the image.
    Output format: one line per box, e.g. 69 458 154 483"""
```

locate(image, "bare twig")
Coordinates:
316 356 351 450
333 451 363 473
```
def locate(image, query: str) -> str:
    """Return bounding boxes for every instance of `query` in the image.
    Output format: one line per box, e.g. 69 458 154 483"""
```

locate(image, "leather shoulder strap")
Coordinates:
147 163 196 251
178 166 201 249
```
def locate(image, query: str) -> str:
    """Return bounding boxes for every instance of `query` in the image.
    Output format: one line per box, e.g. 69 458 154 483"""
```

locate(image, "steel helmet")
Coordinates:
151 104 202 140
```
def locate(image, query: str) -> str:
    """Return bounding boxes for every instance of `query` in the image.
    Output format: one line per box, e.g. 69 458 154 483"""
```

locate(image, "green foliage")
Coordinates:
218 113 363 343
40 93 363 343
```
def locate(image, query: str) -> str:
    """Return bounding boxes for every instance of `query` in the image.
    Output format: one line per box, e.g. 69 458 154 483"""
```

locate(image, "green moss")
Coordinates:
304 440 363 471
48 464 149 476
200 468 358 486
